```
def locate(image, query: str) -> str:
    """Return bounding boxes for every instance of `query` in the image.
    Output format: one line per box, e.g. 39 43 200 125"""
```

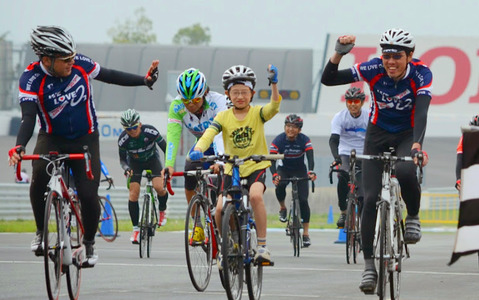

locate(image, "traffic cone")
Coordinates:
334 228 346 244
327 205 334 224
99 194 114 236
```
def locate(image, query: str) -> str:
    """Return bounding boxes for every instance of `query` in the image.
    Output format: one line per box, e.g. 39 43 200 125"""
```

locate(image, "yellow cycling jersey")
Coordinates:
196 96 281 177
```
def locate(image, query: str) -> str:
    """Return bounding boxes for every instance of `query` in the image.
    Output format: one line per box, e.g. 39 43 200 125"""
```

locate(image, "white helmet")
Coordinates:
222 65 256 90
31 25 76 57
379 28 415 50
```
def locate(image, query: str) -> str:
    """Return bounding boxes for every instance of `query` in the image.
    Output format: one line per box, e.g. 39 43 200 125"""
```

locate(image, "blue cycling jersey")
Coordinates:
270 132 313 172
18 53 100 139
351 57 433 133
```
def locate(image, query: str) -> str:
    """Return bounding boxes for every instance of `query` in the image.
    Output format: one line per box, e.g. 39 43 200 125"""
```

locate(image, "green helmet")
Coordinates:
176 68 207 100
120 109 140 127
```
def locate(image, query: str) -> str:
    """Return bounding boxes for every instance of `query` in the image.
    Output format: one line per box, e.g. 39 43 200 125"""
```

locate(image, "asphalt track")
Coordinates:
1 229 478 300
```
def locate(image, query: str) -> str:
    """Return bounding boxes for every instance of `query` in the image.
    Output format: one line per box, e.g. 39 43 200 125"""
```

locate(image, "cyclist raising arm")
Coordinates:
329 87 368 228
161 68 227 233
7 26 159 268
321 28 432 294
269 114 316 247
118 109 168 244
191 64 282 264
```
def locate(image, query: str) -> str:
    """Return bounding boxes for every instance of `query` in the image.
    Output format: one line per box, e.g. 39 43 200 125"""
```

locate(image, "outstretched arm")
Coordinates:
95 60 159 88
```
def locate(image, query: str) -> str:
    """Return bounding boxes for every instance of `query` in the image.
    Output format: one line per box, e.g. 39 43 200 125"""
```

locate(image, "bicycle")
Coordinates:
97 161 118 242
128 170 159 258
328 154 362 264
15 146 93 300
203 153 282 300
352 148 423 300
279 176 314 257
166 162 223 292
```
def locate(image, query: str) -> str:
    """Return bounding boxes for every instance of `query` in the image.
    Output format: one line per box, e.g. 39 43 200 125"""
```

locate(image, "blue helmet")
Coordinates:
176 68 208 100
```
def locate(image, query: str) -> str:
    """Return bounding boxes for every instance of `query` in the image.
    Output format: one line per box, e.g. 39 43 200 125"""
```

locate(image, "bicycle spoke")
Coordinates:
222 204 243 300
66 196 83 300
245 222 262 300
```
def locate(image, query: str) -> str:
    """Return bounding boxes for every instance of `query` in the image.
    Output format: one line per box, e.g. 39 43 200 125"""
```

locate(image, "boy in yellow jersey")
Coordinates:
190 64 281 264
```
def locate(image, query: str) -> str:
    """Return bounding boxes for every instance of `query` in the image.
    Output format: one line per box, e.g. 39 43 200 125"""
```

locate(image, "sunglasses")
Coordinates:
181 97 202 104
382 53 404 60
56 53 76 62
124 124 139 131
229 90 251 97
346 99 362 104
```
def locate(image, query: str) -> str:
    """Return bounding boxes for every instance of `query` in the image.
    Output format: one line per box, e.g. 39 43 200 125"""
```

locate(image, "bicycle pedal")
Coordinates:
258 260 274 267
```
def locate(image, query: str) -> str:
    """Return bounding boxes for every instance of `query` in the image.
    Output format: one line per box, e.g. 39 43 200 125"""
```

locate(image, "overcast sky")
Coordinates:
2 0 478 49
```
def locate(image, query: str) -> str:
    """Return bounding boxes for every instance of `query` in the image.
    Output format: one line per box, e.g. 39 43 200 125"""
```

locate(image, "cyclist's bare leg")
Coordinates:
215 194 224 233
303 222 309 236
249 182 267 239
152 177 167 197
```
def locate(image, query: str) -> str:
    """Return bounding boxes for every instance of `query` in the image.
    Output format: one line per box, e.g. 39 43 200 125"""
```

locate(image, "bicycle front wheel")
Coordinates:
139 194 150 258
346 198 360 264
292 199 302 257
97 196 118 242
43 191 63 300
222 203 243 300
389 202 404 300
245 222 262 300
185 195 212 291
376 202 388 300
146 196 157 258
66 195 83 300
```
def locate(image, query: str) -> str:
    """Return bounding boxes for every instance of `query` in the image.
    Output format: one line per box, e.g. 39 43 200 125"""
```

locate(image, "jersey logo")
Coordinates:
231 126 254 149
144 127 158 135
65 74 81 93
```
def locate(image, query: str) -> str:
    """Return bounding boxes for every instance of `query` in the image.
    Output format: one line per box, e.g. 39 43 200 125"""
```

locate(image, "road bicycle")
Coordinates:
97 161 118 242
353 149 423 300
279 176 314 257
166 162 223 292
129 170 160 258
204 154 282 300
329 154 362 264
16 146 93 300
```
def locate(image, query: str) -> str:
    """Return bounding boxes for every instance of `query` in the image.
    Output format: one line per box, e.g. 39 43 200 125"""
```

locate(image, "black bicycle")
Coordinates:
280 177 314 257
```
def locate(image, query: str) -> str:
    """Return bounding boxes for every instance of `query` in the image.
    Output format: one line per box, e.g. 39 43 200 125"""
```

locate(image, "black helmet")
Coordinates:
31 26 76 57
285 114 303 129
344 87 365 101
470 115 479 126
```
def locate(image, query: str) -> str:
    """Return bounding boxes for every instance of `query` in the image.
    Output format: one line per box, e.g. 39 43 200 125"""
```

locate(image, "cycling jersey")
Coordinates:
18 53 100 139
118 124 166 171
351 57 433 133
269 132 313 173
330 108 369 155
165 91 227 168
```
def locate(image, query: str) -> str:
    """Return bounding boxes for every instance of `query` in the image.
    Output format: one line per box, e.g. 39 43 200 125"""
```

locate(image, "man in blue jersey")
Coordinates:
329 87 368 228
321 28 431 294
8 26 159 268
269 114 317 247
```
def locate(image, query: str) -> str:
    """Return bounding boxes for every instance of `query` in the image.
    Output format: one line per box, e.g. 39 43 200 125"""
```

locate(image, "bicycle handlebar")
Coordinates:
279 176 315 193
198 153 284 165
16 146 94 182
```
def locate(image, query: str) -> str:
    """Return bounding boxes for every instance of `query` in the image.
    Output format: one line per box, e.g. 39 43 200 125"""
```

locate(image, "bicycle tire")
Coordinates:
184 194 212 291
43 191 63 300
139 194 149 258
245 221 262 300
346 198 360 264
222 203 243 300
97 196 118 242
146 196 157 258
66 195 83 300
376 202 388 300
389 199 404 300
292 198 302 257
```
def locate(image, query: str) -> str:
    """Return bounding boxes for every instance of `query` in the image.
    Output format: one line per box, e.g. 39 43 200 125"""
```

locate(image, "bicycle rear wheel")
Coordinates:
376 202 388 300
139 194 150 258
66 196 83 300
222 203 243 300
185 195 212 291
291 199 302 257
43 191 63 300
245 222 262 300
97 196 118 242
346 198 359 264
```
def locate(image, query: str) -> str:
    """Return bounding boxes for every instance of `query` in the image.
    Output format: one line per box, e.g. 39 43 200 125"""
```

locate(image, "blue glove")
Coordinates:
189 150 204 161
267 64 278 85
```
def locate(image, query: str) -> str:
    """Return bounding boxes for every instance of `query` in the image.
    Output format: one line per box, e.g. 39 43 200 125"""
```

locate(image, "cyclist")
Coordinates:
269 114 317 247
161 68 227 240
7 26 159 268
118 109 168 244
321 28 432 293
455 115 479 191
190 64 282 264
329 87 368 228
